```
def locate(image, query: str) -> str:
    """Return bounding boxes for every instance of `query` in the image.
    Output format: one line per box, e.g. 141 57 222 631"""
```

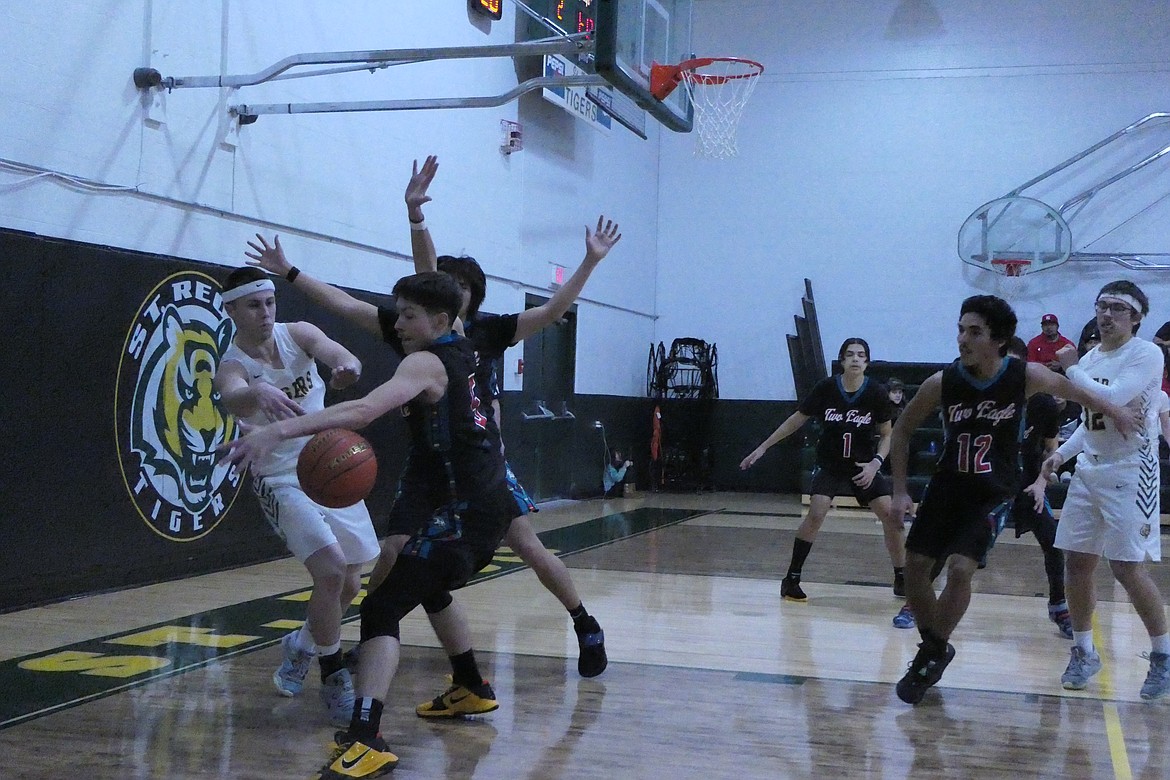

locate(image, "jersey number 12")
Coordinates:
955 432 992 473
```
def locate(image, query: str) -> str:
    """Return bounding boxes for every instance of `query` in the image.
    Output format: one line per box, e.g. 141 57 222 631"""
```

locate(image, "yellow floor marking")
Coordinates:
1093 619 1133 780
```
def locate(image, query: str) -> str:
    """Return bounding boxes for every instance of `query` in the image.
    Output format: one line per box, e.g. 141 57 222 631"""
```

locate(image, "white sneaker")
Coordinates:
273 630 314 697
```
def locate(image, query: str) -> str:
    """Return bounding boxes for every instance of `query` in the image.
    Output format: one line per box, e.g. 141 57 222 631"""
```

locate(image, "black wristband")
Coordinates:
286 267 300 283
408 216 424 224
874 454 885 465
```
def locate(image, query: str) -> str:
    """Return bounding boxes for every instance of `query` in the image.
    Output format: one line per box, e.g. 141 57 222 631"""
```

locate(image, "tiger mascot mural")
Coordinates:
117 271 245 541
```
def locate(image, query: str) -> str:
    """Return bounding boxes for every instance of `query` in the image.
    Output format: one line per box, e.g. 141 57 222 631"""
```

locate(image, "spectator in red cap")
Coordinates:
1028 313 1075 372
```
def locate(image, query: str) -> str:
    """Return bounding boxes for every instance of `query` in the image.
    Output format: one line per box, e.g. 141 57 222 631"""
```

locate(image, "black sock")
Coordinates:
787 538 813 579
894 567 904 579
349 697 383 742
449 649 483 691
919 627 947 656
568 603 589 626
1042 547 1066 605
319 649 344 682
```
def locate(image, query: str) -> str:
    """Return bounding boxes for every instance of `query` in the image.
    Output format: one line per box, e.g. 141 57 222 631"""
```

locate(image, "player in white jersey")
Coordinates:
1039 280 1170 700
213 267 381 725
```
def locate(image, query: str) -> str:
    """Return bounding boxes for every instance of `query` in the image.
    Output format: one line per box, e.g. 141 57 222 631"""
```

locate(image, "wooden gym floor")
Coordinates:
1 492 1168 779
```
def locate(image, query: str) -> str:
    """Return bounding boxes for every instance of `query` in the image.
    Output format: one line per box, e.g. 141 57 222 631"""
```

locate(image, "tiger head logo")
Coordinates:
117 272 244 541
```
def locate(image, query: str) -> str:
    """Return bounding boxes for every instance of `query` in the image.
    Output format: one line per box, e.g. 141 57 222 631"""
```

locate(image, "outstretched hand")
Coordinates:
244 234 292 277
405 156 439 216
1022 478 1048 513
740 447 765 470
584 216 622 263
252 381 304 422
329 364 361 390
219 421 281 472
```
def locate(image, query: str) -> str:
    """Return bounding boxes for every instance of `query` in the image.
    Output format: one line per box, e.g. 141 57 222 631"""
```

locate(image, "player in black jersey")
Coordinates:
1001 337 1072 639
223 272 517 777
741 338 906 601
888 295 1134 705
242 159 621 681
401 156 620 678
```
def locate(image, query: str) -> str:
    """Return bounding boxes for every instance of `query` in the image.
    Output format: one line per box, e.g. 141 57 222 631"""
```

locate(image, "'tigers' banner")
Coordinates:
115 271 245 541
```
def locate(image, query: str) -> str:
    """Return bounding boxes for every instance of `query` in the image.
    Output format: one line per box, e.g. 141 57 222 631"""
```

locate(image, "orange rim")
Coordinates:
650 57 764 100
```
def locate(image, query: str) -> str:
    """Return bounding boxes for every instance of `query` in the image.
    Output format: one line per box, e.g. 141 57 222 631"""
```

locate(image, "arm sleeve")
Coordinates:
1065 345 1162 406
1056 423 1086 461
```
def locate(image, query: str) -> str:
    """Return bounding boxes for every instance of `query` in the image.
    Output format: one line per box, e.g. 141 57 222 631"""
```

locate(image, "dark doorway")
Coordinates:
517 294 577 500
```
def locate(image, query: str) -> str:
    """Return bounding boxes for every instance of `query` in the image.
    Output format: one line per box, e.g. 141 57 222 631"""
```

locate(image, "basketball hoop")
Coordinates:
990 258 1031 304
651 57 764 158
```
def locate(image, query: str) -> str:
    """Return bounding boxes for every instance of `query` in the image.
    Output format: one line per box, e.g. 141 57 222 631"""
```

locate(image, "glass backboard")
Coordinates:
595 0 694 132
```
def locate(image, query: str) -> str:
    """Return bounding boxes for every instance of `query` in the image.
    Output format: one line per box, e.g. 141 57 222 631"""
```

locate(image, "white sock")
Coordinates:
1151 633 1170 656
1073 630 1095 653
294 624 317 653
318 641 341 656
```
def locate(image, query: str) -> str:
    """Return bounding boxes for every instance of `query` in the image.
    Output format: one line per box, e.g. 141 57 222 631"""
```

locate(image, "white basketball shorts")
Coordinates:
253 471 380 565
1055 455 1161 562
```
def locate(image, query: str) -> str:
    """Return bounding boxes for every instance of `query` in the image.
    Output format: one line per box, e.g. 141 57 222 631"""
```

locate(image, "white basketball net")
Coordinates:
679 59 763 159
992 260 1032 305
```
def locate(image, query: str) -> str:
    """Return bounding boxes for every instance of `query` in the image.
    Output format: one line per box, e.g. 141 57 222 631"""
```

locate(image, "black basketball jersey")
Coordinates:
464 313 519 402
1020 392 1060 485
399 334 506 503
798 376 892 474
380 305 517 408
937 357 1026 495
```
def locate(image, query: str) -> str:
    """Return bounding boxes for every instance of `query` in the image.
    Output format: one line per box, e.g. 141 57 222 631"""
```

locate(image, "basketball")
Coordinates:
296 428 378 508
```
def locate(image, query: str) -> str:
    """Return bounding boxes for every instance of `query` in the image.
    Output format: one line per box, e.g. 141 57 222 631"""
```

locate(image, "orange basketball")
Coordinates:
296 428 378 508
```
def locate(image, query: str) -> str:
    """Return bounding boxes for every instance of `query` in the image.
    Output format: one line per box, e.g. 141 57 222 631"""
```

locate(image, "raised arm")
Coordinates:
513 216 622 342
739 410 810 470
405 155 439 273
244 234 382 336
286 321 362 390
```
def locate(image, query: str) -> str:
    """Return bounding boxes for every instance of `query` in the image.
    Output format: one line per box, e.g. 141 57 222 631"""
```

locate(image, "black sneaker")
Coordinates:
575 616 608 678
893 571 906 598
895 642 955 705
780 575 808 602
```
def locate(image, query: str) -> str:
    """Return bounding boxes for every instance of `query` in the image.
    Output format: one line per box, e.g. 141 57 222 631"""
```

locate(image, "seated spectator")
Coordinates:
1154 320 1170 347
603 448 633 498
1159 389 1170 460
1027 313 1074 371
1077 319 1100 357
886 377 907 424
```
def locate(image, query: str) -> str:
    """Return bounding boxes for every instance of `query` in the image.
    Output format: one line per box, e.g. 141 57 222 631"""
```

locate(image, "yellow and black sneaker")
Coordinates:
318 731 399 779
415 679 499 719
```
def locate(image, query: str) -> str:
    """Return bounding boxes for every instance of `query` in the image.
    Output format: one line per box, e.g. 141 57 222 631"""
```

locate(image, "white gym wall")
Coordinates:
663 0 1170 398
2 2 1170 400
0 2 658 397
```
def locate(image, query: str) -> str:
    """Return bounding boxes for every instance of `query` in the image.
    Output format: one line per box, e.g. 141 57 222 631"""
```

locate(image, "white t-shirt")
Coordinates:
222 323 325 476
1058 337 1163 463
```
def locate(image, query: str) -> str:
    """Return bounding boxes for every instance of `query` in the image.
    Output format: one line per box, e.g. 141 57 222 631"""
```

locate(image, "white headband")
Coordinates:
222 278 276 303
1097 292 1143 315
